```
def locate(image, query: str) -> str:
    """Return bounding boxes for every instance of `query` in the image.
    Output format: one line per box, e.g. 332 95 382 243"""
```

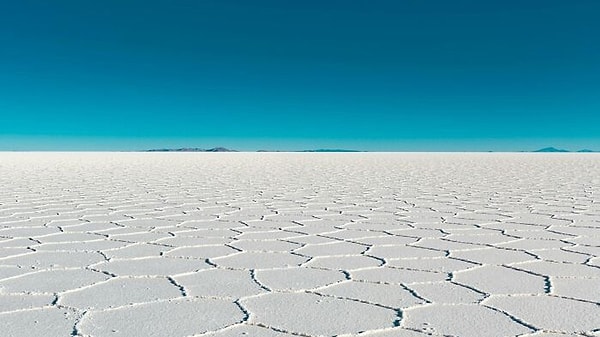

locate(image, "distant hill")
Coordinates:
532 147 596 153
533 147 570 153
147 147 237 152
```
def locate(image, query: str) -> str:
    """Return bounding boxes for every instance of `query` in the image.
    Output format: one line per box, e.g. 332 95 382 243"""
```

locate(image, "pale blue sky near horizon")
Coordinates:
1 1 599 151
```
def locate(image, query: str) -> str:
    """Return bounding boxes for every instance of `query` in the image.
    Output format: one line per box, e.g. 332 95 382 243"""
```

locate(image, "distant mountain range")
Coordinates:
147 147 237 152
298 149 362 152
146 147 596 153
147 147 361 152
533 147 597 153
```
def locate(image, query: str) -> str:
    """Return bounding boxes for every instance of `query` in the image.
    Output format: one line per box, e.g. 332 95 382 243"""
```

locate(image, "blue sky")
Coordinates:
1 0 599 151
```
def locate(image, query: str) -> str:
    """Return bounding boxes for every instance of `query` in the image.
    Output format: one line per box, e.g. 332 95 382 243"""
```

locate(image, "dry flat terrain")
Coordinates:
0 152 599 337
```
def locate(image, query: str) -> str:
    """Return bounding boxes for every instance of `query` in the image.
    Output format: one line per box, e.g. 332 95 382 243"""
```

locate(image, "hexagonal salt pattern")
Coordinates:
0 152 599 336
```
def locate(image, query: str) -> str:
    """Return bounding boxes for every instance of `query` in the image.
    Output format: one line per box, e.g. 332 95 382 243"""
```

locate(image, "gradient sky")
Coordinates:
1 0 599 151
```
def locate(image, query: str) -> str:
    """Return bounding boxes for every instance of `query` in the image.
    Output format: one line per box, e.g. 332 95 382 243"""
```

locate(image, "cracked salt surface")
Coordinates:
242 292 399 336
1 152 599 336
78 298 244 336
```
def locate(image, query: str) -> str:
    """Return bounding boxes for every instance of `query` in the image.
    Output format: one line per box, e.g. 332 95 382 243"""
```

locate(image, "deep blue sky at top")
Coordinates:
1 0 599 150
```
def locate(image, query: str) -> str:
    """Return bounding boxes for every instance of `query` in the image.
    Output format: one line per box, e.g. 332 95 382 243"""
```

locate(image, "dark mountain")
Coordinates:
577 149 596 153
205 147 237 152
533 147 570 153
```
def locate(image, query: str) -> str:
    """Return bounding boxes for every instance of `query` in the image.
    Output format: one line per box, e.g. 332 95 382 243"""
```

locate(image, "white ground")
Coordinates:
0 152 599 337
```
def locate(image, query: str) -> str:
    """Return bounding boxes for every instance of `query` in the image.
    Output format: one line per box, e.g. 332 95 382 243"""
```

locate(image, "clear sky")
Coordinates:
1 0 599 151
